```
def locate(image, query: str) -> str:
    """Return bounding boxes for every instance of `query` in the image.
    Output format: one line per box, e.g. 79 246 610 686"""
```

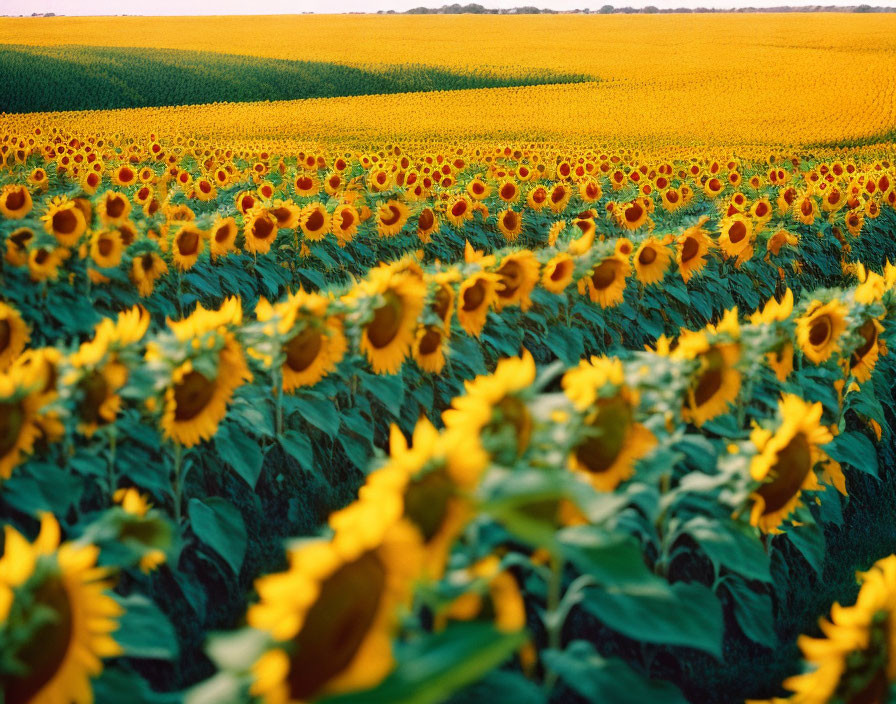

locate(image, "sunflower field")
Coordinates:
2 11 896 704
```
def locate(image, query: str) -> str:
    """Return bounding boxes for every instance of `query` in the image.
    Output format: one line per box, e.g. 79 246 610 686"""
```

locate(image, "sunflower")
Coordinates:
248 494 423 704
845 209 864 237
677 216 712 283
617 199 649 231
28 246 64 283
130 251 168 297
375 199 410 238
437 555 527 635
579 179 602 203
235 190 259 215
332 204 360 244
466 176 491 201
718 215 754 261
0 514 122 703
446 195 473 227
171 223 205 270
754 554 896 704
562 357 656 491
42 196 87 246
210 217 238 258
526 186 548 211
749 394 834 533
497 179 520 204
0 302 29 371
633 238 671 285
361 418 485 577
427 273 457 331
80 171 101 195
661 187 683 212
0 185 32 219
159 300 251 447
0 365 47 479
548 183 571 213
90 229 124 269
673 315 741 426
703 177 725 199
269 201 301 230
849 318 885 384
96 190 131 227
493 250 540 312
443 352 536 464
796 299 849 364
457 271 499 337
580 255 630 308
257 291 348 391
112 164 137 187
357 269 426 375
412 325 448 373
542 252 575 294
244 208 279 255
5 227 33 267
416 207 439 244
794 194 818 225
193 177 217 202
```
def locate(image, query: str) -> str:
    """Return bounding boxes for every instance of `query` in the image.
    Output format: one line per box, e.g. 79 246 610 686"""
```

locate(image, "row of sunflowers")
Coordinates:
2 265 896 702
1 134 896 703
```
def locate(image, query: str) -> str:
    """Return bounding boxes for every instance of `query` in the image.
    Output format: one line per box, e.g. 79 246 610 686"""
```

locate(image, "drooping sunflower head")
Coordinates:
261 291 348 392
426 272 458 331
0 514 122 704
581 254 630 309
170 222 206 271
41 195 87 246
457 271 499 337
749 394 834 533
443 352 536 465
493 250 540 312
562 357 656 491
0 184 33 219
332 203 360 244
209 216 238 258
796 298 850 365
677 216 712 283
0 302 29 371
542 252 576 294
376 199 410 238
357 269 426 375
243 207 279 255
633 237 672 286
0 364 48 479
416 206 439 244
848 317 885 384
248 495 423 704
674 328 742 426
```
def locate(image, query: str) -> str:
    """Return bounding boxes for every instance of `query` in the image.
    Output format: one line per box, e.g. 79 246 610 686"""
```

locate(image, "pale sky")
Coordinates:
4 0 896 14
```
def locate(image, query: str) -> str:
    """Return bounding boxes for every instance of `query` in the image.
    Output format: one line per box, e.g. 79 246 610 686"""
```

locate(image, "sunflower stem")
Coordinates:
274 367 284 436
543 553 565 692
172 442 184 524
107 425 117 499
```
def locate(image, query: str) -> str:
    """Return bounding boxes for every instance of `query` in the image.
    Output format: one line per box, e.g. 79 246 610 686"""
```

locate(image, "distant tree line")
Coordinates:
394 3 895 12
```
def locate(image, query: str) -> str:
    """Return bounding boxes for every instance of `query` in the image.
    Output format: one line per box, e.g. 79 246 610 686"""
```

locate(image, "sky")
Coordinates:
4 0 896 14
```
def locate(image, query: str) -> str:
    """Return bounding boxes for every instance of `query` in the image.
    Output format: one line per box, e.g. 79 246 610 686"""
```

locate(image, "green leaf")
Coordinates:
826 431 878 476
443 670 547 704
321 624 527 704
364 372 406 418
279 429 313 467
582 580 723 657
782 522 825 575
215 424 264 488
111 594 179 659
723 578 777 648
290 396 341 436
681 516 771 582
543 640 688 704
188 497 247 576
558 527 662 587
94 667 181 704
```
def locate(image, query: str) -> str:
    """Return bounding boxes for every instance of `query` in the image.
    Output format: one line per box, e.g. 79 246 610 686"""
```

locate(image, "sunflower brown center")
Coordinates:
728 221 747 244
98 236 114 258
693 348 725 407
801 200 813 217
638 246 658 266
462 280 487 312
287 551 386 701
418 209 434 232
851 320 878 367
215 224 233 243
380 205 403 227
0 320 10 356
500 184 516 200
105 196 126 219
497 261 522 299
0 399 24 458
757 432 811 514
808 315 832 348
5 188 26 211
451 201 467 218
177 230 200 256
551 259 572 282
681 236 699 263
1 575 74 704
431 286 451 321
51 208 78 236
305 209 325 232
338 209 355 230
252 216 275 241
173 370 217 422
367 292 404 349
404 467 453 541
551 187 567 204
284 326 323 373
417 328 442 356
78 371 110 426
591 260 620 290
574 395 632 474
